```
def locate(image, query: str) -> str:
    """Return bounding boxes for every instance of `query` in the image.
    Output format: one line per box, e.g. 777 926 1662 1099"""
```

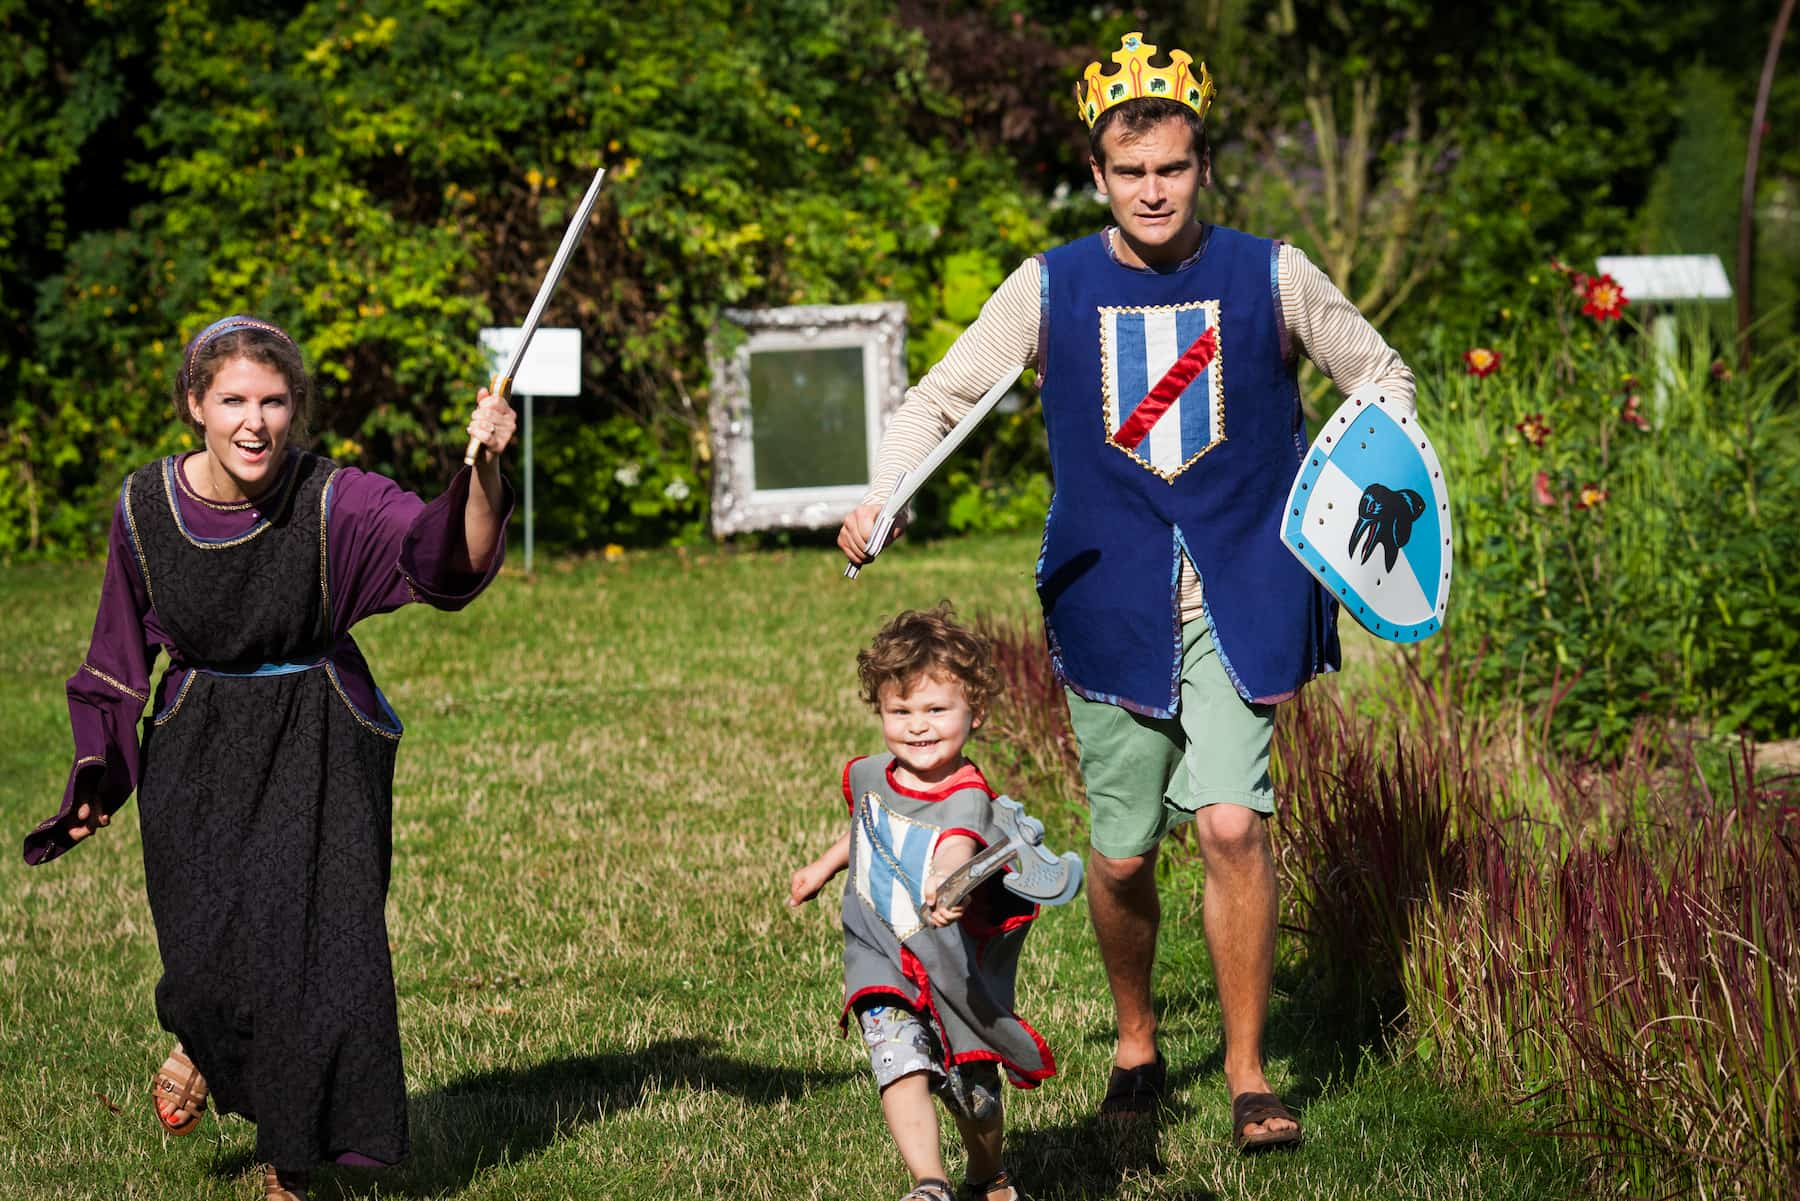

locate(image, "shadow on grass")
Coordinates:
262 1037 848 1197
1176 956 1378 1112
1006 1104 1218 1201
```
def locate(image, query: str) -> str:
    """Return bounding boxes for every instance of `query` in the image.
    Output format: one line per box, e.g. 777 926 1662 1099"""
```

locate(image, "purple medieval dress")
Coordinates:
24 449 511 1170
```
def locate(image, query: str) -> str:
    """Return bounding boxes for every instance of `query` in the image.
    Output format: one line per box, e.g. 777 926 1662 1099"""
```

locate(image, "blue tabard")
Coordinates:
1036 227 1339 715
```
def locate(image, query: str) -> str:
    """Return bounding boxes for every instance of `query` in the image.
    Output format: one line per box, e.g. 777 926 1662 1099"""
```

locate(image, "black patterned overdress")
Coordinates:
126 453 408 1169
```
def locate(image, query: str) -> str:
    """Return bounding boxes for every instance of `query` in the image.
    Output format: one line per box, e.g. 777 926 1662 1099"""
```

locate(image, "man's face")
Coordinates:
1089 117 1210 260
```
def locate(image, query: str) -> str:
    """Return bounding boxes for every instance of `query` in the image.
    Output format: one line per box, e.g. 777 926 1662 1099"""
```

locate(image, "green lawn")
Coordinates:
0 533 1576 1199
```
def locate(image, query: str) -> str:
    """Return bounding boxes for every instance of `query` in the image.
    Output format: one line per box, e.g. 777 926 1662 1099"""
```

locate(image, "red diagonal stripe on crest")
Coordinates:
1113 326 1218 451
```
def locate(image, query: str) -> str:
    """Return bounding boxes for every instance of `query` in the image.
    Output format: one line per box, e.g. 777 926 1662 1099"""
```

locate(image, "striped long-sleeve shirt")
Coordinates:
864 231 1415 622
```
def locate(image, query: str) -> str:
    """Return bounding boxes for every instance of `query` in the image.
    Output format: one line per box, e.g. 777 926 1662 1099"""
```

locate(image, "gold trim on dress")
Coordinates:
73 755 105 770
319 467 344 631
81 662 148 703
159 452 302 550
151 669 197 727
122 476 159 612
171 452 258 511
323 662 402 742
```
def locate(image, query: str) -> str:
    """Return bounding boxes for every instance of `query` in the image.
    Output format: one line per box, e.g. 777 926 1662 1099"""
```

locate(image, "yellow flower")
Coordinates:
603 544 625 561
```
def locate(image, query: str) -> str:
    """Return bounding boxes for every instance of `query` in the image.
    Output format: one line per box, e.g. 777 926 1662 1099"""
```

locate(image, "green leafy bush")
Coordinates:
1430 267 1800 746
0 0 1051 556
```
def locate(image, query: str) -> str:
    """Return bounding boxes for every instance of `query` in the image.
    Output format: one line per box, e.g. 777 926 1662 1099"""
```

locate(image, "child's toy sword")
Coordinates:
931 796 1083 911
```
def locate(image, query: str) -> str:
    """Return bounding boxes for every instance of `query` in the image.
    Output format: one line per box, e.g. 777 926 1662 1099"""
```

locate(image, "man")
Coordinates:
839 32 1413 1150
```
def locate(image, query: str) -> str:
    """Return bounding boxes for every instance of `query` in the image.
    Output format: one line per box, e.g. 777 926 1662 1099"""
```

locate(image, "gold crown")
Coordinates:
1077 32 1215 129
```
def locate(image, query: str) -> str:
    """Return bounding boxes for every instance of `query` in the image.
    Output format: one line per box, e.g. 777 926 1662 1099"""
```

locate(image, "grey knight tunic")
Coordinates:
839 754 1055 1087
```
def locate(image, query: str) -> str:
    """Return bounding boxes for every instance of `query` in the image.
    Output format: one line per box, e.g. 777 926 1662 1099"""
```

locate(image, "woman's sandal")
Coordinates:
965 1166 1024 1200
262 1165 311 1200
900 1179 956 1201
152 1042 208 1136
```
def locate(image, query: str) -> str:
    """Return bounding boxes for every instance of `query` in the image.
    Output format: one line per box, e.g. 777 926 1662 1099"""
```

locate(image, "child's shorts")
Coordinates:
855 1001 1001 1120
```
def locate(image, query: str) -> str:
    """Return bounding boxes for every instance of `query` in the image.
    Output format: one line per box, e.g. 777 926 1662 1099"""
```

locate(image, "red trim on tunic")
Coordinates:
884 759 995 802
836 944 1056 1086
842 756 865 813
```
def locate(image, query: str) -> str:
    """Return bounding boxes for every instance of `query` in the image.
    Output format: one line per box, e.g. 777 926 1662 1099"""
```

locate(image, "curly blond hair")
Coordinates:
856 602 1001 719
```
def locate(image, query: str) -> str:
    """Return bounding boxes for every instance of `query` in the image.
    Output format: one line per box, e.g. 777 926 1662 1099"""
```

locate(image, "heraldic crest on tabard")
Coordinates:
1098 299 1226 481
852 791 940 943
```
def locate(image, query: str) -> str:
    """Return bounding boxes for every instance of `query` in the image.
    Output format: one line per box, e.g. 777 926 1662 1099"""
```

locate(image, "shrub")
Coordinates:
1430 264 1800 748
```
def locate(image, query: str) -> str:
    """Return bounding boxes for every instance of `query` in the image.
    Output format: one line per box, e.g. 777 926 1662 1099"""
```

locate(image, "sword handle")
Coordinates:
931 840 1016 913
842 513 896 580
463 374 512 467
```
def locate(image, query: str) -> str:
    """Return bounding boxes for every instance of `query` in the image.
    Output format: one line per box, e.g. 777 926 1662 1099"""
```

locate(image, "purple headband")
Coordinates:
178 315 297 394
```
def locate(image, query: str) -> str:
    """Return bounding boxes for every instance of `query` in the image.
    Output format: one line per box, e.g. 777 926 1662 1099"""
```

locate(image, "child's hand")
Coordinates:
788 864 828 908
923 874 966 927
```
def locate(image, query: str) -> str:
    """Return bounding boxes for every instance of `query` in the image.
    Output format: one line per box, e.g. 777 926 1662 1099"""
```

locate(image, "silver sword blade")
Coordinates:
843 364 1021 578
465 163 607 466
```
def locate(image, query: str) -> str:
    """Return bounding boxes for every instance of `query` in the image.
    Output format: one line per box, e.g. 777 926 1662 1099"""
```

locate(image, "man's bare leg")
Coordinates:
1191 804 1296 1140
1087 845 1161 1069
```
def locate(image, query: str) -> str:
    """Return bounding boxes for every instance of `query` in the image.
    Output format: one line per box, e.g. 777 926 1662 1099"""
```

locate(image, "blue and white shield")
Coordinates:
852 793 937 942
1099 300 1226 480
1281 384 1452 642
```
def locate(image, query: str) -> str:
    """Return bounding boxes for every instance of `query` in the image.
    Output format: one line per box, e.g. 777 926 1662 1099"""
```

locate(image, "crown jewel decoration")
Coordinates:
1078 32 1215 129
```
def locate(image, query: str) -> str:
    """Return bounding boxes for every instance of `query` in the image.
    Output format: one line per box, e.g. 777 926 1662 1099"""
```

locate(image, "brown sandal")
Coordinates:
262 1165 311 1200
1231 1090 1303 1152
964 1166 1024 1199
152 1042 208 1136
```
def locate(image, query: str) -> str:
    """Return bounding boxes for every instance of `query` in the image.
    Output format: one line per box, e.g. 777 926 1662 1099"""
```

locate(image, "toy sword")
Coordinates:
843 366 1022 578
463 164 607 466
929 796 1083 911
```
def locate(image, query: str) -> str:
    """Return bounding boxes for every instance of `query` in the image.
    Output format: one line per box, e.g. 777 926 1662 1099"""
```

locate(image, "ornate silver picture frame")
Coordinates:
707 301 908 536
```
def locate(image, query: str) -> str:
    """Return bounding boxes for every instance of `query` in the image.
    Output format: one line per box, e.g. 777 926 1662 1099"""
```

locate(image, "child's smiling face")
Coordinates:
878 671 981 788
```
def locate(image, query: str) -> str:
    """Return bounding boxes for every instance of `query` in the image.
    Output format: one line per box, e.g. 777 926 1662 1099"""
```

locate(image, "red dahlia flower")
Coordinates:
1581 273 1627 321
1463 347 1501 377
1516 413 1552 447
1576 483 1609 510
1621 394 1651 431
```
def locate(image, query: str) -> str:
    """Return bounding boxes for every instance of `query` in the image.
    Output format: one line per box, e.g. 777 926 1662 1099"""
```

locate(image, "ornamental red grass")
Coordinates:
978 619 1800 1196
976 614 1081 797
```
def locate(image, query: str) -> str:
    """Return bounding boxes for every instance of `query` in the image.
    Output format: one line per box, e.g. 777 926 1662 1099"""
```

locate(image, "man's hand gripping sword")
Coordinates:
844 367 1021 578
930 797 1083 913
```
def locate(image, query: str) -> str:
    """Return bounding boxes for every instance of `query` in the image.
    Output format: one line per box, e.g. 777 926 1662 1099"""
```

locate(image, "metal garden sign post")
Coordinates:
477 326 582 575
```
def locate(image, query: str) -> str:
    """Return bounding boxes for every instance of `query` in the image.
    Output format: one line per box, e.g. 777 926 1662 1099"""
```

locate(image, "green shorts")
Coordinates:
1065 617 1274 859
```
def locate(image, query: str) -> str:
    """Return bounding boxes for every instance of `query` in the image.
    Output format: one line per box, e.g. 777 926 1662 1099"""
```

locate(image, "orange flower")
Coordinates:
1532 470 1556 506
1463 347 1501 377
1515 413 1552 447
1581 273 1627 321
1576 483 1609 510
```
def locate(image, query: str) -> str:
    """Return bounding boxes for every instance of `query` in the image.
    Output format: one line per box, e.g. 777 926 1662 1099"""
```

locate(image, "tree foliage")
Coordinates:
2 0 1795 557
1 0 1053 555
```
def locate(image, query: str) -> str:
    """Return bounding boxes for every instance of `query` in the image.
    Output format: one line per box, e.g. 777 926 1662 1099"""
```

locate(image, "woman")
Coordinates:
24 315 516 1199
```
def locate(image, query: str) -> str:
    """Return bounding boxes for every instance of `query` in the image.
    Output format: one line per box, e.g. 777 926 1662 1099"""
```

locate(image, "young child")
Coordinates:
789 604 1054 1201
